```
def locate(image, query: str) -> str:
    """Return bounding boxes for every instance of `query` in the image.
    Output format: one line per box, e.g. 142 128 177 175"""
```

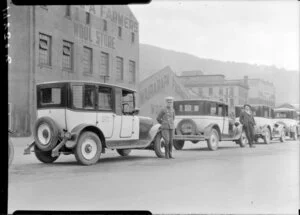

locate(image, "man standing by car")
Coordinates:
156 97 175 159
240 104 256 148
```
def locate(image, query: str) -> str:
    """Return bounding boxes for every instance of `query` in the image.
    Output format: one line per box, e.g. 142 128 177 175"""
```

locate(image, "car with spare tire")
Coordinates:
24 81 166 165
235 105 286 144
172 99 248 151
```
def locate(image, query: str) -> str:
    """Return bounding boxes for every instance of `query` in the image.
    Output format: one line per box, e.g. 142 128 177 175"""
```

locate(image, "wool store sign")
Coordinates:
76 5 138 33
74 22 116 49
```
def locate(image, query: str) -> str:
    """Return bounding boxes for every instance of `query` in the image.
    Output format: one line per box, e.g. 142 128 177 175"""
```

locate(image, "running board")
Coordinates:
173 135 205 141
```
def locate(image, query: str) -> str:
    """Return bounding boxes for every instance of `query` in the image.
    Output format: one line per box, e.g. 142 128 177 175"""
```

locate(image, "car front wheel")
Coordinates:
207 129 219 151
74 131 102 165
238 130 248 147
263 129 271 144
279 130 286 142
117 149 132 156
34 145 59 163
154 132 165 158
173 140 184 150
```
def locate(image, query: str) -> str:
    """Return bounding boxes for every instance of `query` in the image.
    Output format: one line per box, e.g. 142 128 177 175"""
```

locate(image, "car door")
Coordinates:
96 85 114 138
119 90 134 138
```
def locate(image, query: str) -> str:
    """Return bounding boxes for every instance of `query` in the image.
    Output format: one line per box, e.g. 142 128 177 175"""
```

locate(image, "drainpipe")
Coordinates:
28 6 36 136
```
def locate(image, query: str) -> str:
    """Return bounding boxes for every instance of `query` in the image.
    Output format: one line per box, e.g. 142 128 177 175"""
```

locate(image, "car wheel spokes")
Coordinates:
81 138 97 160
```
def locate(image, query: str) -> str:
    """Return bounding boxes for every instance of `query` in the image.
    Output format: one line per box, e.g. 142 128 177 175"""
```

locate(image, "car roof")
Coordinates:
274 107 296 112
36 80 136 92
174 99 227 105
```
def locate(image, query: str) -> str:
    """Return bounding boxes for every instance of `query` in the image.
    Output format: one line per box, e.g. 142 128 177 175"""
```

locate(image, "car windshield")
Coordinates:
274 111 295 119
174 100 227 116
37 83 66 108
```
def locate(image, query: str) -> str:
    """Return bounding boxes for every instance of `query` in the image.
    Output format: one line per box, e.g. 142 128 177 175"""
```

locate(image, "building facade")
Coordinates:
247 79 276 107
177 73 249 115
138 66 190 120
8 4 139 135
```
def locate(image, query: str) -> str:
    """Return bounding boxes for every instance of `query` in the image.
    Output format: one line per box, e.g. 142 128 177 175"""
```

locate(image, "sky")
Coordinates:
129 0 299 71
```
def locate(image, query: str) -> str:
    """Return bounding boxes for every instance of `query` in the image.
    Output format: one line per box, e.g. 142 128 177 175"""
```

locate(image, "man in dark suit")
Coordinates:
239 104 256 148
156 96 175 159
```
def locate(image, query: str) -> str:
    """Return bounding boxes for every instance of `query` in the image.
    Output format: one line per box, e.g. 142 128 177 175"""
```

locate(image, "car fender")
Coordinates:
65 124 105 149
148 123 161 142
203 123 221 140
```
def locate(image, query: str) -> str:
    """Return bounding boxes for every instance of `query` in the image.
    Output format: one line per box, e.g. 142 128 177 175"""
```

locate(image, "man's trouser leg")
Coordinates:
249 125 255 145
168 129 174 158
161 129 170 159
244 125 253 146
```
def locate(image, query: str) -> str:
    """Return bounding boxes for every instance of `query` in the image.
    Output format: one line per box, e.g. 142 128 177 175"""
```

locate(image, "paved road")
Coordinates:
8 137 299 214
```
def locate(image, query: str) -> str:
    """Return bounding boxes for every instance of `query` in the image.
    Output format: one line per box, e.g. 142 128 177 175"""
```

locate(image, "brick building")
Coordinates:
177 73 249 115
138 66 190 120
247 79 276 107
8 4 139 135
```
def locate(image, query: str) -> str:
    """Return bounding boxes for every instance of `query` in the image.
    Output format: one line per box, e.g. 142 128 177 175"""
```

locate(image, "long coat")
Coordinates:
156 107 175 129
239 111 256 127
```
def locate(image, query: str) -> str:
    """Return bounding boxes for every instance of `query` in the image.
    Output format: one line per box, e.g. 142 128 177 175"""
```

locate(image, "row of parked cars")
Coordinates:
21 81 299 165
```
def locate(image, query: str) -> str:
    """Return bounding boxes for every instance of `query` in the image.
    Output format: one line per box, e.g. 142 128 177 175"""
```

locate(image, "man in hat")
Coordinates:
239 104 256 148
156 96 175 159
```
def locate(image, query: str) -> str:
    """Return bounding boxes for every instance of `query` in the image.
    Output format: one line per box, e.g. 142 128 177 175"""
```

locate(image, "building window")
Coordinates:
40 5 48 10
219 87 223 95
118 26 122 38
198 88 203 96
100 52 109 76
131 32 135 43
103 19 107 31
62 41 73 71
65 5 71 18
39 33 51 66
229 87 234 97
86 12 90 25
209 88 213 96
116 57 124 81
83 46 92 74
129 60 136 83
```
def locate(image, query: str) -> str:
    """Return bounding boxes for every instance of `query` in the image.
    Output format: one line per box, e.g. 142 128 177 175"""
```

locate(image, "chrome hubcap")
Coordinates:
81 138 97 160
37 123 51 145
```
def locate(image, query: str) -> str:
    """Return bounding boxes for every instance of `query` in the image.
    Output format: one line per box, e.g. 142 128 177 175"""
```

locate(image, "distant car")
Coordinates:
235 105 286 144
172 99 247 151
273 107 299 140
24 81 164 165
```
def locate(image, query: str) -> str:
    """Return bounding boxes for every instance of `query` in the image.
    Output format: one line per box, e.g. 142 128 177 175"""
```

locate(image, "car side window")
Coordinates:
84 85 95 109
72 85 83 108
217 104 223 116
98 86 112 111
210 103 217 116
122 90 135 115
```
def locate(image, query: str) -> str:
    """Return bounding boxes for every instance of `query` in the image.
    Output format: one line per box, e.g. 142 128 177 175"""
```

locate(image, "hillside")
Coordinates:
139 44 299 105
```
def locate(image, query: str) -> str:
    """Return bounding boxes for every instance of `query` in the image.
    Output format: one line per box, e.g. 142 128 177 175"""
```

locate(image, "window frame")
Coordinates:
70 83 97 111
38 33 52 67
65 5 71 18
100 52 109 76
37 83 67 109
128 60 136 83
83 46 93 74
116 56 124 82
62 40 73 72
97 85 114 112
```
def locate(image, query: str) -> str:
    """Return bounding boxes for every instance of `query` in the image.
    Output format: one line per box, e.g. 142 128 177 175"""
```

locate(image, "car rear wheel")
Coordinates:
263 129 271 144
74 131 102 165
173 140 184 150
207 129 219 151
34 117 59 151
279 130 285 142
117 149 132 156
154 132 165 158
238 130 248 147
8 138 14 166
34 144 59 163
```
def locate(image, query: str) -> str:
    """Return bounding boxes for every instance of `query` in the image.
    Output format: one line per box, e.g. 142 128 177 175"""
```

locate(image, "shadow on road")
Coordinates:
181 146 239 151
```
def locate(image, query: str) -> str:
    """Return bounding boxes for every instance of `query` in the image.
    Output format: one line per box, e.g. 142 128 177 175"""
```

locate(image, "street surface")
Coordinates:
8 137 299 214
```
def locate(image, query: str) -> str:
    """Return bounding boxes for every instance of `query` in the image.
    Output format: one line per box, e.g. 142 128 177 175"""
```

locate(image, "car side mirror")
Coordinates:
234 122 240 127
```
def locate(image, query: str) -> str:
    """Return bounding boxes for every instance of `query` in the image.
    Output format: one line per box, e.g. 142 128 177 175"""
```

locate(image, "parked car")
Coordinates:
273 107 299 140
24 81 164 165
8 129 14 166
172 99 247 151
235 105 286 144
